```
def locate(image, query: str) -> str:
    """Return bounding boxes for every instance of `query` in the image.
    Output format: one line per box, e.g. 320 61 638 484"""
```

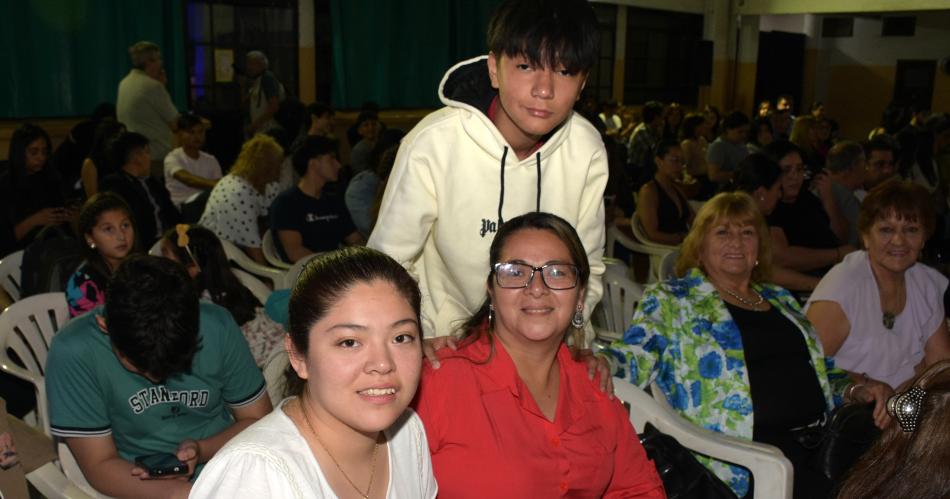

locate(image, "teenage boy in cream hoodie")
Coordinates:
370 0 606 339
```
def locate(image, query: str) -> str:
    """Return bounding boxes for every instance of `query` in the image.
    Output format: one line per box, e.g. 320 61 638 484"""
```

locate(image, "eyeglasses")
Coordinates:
493 262 579 290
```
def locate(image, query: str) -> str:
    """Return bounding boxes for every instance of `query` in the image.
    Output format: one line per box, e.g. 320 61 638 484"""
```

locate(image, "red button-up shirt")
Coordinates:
413 334 665 498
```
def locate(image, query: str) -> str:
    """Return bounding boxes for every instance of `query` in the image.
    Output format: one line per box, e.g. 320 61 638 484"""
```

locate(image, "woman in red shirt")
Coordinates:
413 212 665 498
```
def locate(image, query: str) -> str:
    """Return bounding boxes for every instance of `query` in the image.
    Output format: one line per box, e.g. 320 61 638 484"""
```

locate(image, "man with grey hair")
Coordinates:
242 50 285 137
117 41 180 179
826 140 866 246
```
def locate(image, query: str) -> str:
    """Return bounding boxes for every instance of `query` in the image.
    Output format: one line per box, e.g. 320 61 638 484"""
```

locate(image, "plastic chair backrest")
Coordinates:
659 249 681 282
233 268 273 304
58 443 113 498
217 237 285 283
599 261 644 339
280 253 321 290
613 377 793 499
0 250 24 301
262 349 289 407
0 292 69 435
262 229 292 270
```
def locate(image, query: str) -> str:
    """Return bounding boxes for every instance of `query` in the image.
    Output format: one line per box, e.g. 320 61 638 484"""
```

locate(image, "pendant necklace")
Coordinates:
299 397 379 499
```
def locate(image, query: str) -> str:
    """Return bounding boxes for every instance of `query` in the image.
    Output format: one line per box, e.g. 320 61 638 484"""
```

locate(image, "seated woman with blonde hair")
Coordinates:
416 212 664 498
612 191 869 498
199 134 283 264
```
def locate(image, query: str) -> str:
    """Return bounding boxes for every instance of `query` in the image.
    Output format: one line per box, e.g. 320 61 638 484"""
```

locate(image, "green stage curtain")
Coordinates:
329 0 501 109
0 0 185 118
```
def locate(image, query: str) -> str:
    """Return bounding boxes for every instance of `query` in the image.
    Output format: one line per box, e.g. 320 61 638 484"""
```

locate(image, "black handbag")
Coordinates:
639 422 739 499
793 403 881 482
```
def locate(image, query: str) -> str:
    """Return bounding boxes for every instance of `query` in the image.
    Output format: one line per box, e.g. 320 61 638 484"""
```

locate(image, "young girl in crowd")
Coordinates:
66 192 136 317
160 224 285 367
190 247 437 498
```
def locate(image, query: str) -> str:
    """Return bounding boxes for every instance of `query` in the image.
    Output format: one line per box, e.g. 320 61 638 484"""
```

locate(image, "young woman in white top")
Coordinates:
191 246 436 499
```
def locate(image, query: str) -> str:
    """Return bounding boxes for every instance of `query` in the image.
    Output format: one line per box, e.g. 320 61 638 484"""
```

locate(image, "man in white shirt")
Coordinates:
164 114 222 207
117 41 180 180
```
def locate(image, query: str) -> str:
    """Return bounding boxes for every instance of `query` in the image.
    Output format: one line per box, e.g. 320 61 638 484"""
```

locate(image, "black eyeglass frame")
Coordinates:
492 262 580 290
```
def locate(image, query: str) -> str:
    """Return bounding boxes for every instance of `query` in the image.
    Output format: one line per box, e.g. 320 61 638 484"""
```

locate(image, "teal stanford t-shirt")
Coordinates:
46 302 266 468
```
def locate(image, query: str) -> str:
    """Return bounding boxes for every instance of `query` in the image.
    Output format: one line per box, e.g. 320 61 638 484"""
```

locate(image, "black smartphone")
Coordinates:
134 452 188 477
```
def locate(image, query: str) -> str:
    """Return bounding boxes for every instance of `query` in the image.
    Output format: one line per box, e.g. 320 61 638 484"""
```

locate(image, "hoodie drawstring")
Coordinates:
498 147 508 225
497 147 543 226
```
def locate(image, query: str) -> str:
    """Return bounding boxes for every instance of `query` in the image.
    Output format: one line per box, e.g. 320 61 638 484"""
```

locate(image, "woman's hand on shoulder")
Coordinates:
852 378 894 429
422 336 458 369
572 347 614 399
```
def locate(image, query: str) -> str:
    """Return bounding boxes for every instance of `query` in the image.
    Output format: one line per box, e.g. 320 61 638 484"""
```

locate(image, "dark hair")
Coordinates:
354 111 379 130
458 212 590 348
88 119 126 179
161 225 261 325
176 112 205 131
858 178 936 240
304 102 334 129
733 153 782 193
722 111 750 131
653 139 681 160
291 135 338 176
641 101 664 125
865 134 898 158
680 113 706 141
8 123 52 184
749 117 773 145
837 361 950 499
78 192 137 281
763 139 804 164
105 256 201 381
284 246 421 397
487 0 598 75
369 128 405 175
825 140 865 173
108 131 149 169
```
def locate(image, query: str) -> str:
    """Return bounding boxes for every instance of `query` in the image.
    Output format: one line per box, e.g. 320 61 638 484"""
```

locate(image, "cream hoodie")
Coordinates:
369 56 607 339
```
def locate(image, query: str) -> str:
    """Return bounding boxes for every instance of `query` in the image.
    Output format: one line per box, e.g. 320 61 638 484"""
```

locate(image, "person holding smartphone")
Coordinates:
46 256 272 499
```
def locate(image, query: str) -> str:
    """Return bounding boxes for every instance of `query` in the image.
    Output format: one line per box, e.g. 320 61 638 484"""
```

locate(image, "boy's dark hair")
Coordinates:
641 101 664 125
176 113 205 132
680 113 706 141
733 153 782 193
108 131 150 169
487 0 598 75
826 140 865 173
292 135 338 176
304 102 334 129
763 139 804 164
864 134 898 158
354 111 378 129
105 255 201 381
653 139 680 159
722 111 750 131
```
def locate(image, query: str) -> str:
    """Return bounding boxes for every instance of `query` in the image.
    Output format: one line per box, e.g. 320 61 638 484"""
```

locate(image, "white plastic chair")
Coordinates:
218 237 286 283
262 229 292 270
658 249 681 282
263 349 289 407
593 259 644 341
279 252 321 290
0 249 24 301
630 216 678 283
0 293 70 434
613 377 793 499
233 268 273 304
25 461 96 499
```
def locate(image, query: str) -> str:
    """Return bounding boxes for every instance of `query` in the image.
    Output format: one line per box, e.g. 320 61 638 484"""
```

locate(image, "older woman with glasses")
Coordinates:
637 139 695 245
414 212 664 498
611 192 864 499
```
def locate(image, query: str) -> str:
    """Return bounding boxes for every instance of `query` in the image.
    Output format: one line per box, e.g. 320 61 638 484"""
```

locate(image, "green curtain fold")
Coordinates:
0 0 185 119
329 0 501 109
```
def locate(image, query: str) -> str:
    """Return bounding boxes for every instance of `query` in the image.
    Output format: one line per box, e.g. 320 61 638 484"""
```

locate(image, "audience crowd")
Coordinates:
2 0 950 497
